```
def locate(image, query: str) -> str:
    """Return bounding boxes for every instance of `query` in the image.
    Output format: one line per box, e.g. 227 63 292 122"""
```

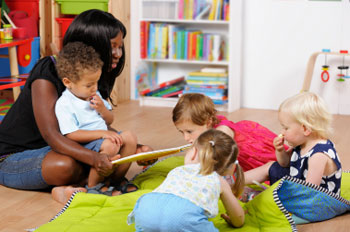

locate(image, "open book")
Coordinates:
112 144 192 166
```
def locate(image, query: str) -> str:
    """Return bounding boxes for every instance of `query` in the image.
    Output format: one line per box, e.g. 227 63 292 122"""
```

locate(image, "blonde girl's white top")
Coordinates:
153 163 221 218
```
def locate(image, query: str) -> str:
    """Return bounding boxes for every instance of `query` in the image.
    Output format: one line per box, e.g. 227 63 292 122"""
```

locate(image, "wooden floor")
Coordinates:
0 100 349 231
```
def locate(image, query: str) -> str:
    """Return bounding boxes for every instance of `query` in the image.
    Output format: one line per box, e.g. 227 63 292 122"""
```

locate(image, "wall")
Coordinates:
242 0 350 114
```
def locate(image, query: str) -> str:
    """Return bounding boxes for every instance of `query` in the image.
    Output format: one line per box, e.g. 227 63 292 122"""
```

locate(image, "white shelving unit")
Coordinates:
130 0 242 112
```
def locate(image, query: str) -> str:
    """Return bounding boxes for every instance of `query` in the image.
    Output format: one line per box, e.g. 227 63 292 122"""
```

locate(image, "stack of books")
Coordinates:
183 67 228 104
178 0 230 21
140 22 227 62
140 76 186 98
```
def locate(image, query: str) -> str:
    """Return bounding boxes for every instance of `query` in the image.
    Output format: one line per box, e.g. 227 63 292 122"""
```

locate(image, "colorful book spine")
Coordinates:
140 21 147 58
197 33 203 60
186 79 228 85
222 0 229 20
180 30 186 59
187 76 228 82
185 85 226 94
178 0 184 19
140 76 185 96
202 34 208 61
148 23 156 58
188 71 228 77
208 34 214 61
161 90 183 98
188 0 194 19
173 30 177 59
215 0 222 20
225 0 230 21
183 88 227 100
208 0 217 20
188 84 227 89
212 34 221 61
184 31 189 59
191 32 199 60
153 85 184 97
187 32 192 60
175 30 182 59
184 0 189 19
191 33 195 60
161 24 168 59
155 23 161 59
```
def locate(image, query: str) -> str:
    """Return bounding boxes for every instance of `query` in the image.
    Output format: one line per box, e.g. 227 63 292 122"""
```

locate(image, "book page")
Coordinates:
112 144 192 166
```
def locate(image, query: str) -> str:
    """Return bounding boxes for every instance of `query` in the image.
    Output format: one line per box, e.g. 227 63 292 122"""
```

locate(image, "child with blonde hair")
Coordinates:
172 93 282 172
128 129 245 231
245 92 342 195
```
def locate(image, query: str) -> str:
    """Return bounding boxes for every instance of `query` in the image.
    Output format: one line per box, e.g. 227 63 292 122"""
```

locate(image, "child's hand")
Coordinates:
108 154 121 162
273 134 285 152
135 144 158 166
90 94 106 114
221 213 233 226
101 131 123 146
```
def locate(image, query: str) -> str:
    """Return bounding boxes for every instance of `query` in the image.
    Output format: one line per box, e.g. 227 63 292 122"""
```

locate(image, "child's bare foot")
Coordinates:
52 186 87 204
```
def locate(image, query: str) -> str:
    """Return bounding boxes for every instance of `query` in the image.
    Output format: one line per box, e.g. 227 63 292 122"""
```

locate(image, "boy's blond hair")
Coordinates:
279 92 332 139
172 93 219 126
194 129 245 197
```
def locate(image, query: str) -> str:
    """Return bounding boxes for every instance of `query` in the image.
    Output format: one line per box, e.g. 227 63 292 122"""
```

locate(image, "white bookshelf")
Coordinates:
130 0 242 112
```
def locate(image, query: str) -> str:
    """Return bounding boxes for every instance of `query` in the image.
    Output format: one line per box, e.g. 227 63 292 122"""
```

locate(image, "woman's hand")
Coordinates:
92 152 115 177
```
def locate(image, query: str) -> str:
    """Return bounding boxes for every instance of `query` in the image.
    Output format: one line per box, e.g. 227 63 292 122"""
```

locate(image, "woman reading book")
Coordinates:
0 10 152 196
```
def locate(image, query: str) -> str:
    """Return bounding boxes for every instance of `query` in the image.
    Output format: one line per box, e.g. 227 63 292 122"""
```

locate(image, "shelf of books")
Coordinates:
132 0 242 112
139 19 229 25
142 58 229 66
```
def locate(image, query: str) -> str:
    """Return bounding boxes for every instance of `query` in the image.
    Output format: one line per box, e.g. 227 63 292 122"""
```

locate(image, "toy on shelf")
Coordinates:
321 49 330 82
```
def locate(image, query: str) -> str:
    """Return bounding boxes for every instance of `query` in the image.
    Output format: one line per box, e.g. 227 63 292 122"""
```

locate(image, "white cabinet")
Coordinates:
130 0 242 112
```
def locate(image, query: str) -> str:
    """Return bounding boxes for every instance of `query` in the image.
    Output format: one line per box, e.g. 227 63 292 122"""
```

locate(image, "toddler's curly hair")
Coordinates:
56 41 103 82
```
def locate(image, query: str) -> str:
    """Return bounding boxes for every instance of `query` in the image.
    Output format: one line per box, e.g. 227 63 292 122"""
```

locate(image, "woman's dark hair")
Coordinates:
63 9 127 104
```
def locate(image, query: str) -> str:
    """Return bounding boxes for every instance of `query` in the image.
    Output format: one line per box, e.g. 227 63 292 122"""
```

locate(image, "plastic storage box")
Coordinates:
55 0 109 15
5 0 39 37
56 17 75 37
4 0 39 21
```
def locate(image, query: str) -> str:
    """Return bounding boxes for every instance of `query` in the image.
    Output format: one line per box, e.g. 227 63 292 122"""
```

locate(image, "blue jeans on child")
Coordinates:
0 139 103 190
128 192 219 232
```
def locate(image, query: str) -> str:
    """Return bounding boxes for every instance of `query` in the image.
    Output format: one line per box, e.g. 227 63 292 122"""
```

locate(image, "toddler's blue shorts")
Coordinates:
269 161 290 185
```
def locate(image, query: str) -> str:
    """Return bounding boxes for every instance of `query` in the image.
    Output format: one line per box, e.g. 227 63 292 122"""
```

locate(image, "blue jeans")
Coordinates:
129 192 219 232
0 139 103 190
